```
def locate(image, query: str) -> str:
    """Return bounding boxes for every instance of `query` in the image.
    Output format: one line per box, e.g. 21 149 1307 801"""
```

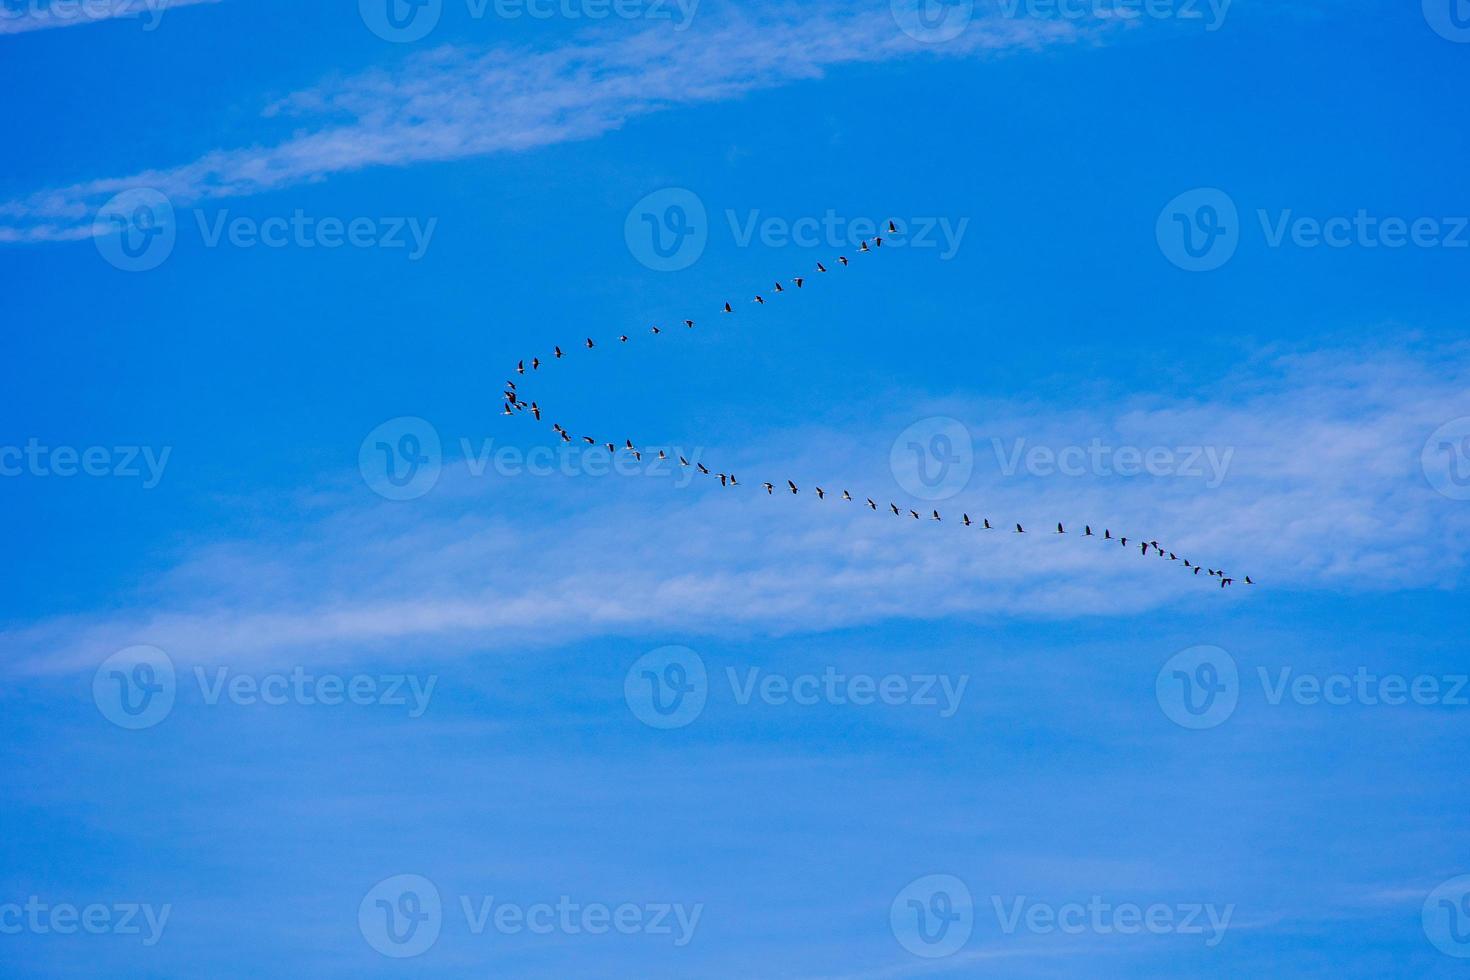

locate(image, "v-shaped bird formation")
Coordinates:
500 223 1253 591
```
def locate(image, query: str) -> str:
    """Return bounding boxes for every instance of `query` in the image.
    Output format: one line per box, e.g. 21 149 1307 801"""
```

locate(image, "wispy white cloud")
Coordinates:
5 339 1467 675
0 0 217 37
0 2 1093 242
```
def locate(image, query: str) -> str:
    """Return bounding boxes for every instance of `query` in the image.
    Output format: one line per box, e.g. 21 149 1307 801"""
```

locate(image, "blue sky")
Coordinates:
3 0 1469 975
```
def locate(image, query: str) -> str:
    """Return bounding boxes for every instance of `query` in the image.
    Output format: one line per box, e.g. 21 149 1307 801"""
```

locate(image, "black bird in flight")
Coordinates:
763 482 774 494
554 346 564 359
788 480 799 495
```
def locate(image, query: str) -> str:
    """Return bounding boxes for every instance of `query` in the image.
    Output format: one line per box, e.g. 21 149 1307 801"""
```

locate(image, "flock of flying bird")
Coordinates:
499 223 1253 590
